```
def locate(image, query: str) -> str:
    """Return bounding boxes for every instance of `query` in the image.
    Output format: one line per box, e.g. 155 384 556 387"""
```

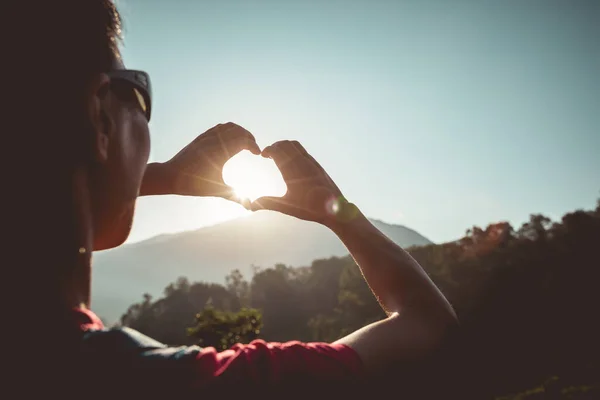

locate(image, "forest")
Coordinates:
120 200 600 399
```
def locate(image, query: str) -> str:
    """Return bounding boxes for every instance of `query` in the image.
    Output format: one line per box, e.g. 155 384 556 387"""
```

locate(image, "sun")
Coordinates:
222 150 287 202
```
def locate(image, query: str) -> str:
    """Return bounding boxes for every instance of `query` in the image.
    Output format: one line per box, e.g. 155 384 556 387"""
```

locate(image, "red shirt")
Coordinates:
71 307 365 395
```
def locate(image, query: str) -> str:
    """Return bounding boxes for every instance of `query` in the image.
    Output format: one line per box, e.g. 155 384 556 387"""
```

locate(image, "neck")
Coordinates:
65 166 95 309
59 250 92 309
36 166 95 310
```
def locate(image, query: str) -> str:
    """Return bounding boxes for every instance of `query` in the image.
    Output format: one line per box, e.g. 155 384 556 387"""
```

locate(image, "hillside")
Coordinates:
91 211 431 323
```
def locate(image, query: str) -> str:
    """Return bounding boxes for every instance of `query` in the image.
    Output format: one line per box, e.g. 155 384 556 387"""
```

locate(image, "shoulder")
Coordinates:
81 326 205 365
80 329 364 391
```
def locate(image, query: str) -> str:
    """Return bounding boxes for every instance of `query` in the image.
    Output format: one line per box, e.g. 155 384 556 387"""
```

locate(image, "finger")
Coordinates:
197 135 260 162
262 141 300 160
289 140 326 171
209 182 235 199
219 184 251 209
289 140 308 155
262 141 308 179
224 137 262 158
261 140 304 169
189 122 236 145
216 123 261 155
239 196 252 210
205 122 248 138
250 196 289 213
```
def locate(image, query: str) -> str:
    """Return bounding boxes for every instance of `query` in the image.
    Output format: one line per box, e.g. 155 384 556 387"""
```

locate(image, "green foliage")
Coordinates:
187 307 262 350
120 278 240 345
121 199 600 398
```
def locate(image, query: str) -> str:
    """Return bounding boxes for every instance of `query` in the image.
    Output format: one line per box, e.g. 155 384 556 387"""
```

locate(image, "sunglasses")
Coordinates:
106 70 152 122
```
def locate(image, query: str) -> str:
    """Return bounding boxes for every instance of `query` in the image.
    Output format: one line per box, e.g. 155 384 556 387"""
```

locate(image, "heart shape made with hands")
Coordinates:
222 150 288 202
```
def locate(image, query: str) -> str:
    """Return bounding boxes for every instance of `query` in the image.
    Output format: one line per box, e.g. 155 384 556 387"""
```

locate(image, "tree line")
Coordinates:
120 199 600 399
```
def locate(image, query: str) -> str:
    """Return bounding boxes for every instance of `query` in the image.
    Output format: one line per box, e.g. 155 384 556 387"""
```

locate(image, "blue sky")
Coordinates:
115 0 599 244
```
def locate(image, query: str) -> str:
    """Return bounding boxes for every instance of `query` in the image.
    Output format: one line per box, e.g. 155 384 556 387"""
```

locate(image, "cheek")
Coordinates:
119 118 150 192
126 119 150 164
136 121 151 163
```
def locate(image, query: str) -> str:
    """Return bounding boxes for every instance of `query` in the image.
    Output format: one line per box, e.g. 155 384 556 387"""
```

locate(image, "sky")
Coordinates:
115 0 599 244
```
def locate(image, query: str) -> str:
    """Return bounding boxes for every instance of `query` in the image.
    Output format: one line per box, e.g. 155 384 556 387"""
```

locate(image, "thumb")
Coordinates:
250 196 288 213
220 185 250 209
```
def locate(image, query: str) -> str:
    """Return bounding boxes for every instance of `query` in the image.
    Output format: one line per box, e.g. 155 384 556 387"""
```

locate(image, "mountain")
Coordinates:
91 211 432 324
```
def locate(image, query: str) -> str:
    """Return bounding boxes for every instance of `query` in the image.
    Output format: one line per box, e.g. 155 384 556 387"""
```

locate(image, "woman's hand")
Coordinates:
250 140 356 227
142 122 260 205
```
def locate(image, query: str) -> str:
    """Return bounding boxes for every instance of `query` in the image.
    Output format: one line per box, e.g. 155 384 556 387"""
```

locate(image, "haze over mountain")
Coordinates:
91 211 432 324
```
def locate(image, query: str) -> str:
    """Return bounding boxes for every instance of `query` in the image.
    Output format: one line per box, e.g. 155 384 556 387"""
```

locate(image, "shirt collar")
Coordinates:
72 306 105 331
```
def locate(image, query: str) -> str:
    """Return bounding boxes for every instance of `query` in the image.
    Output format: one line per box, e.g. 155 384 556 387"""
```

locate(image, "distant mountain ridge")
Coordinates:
91 211 432 324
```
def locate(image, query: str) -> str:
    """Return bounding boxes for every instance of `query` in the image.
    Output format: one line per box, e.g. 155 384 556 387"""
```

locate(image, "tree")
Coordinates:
187 307 262 350
225 269 250 307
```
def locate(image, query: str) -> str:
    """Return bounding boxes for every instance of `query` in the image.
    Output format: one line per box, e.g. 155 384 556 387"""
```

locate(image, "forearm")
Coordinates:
328 206 456 322
140 163 172 196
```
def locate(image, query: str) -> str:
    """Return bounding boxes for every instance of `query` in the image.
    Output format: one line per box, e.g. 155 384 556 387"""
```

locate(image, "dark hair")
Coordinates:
4 1 123 168
4 1 125 312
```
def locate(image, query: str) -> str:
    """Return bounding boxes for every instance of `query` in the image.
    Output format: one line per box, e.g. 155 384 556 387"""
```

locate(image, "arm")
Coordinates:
139 162 170 196
329 210 457 371
329 211 456 320
250 140 458 374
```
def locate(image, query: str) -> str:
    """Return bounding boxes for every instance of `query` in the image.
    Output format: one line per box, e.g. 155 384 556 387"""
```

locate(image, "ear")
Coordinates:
85 73 113 164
